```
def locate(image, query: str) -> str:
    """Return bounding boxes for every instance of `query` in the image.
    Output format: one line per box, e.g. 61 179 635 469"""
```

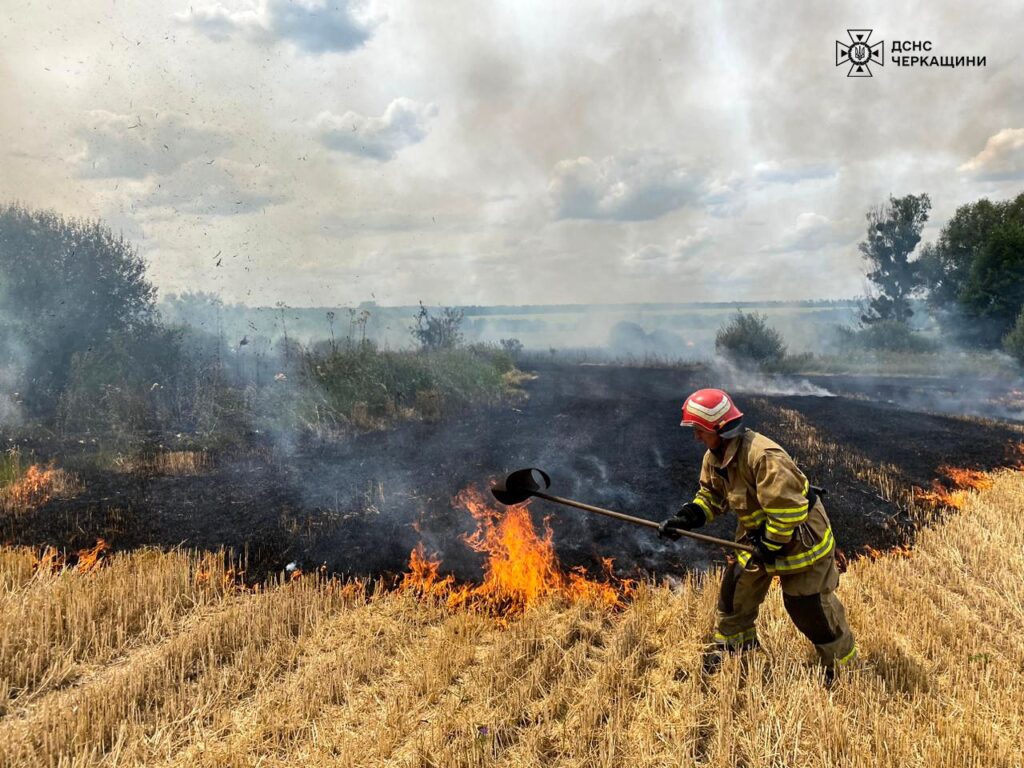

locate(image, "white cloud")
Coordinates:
958 128 1024 180
549 152 713 221
760 213 857 253
6 0 1024 308
625 227 712 273
74 109 232 179
313 99 438 161
177 0 377 53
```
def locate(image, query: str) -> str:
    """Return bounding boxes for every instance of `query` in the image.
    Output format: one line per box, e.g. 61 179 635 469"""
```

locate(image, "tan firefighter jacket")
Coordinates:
689 429 834 574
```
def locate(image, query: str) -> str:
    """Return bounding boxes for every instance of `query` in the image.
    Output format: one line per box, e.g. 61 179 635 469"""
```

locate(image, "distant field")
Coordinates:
460 304 865 356
2 469 1021 767
167 300 866 357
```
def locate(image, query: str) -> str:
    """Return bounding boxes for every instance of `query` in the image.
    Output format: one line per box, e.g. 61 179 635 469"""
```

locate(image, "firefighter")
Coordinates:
660 388 857 676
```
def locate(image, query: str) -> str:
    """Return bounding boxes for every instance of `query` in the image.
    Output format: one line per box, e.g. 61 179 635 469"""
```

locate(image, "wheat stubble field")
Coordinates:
0 467 1021 768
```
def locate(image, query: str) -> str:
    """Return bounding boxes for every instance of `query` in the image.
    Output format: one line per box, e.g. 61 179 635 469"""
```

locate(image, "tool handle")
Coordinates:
531 491 756 554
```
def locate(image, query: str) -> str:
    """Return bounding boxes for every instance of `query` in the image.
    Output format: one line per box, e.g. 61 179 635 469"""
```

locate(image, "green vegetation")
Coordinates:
1 203 521 448
859 193 931 325
260 342 516 434
784 350 1017 378
1002 309 1024 366
412 302 465 350
842 189 1024 368
919 192 1024 348
0 448 26 488
715 312 787 369
833 320 939 354
0 203 156 416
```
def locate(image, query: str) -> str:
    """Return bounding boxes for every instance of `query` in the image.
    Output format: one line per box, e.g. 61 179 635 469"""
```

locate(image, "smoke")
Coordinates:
711 355 835 398
606 321 693 361
0 320 26 427
0 387 23 427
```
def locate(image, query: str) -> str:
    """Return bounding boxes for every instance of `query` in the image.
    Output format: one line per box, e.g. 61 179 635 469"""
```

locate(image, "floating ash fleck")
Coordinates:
400 484 635 621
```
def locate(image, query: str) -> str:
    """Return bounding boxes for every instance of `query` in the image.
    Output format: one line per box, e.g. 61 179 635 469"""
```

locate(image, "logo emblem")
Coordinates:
836 29 884 77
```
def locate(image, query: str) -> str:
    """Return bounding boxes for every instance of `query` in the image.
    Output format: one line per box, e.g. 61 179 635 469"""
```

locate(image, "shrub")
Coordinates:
499 338 524 360
715 312 787 369
412 303 464 350
289 344 510 433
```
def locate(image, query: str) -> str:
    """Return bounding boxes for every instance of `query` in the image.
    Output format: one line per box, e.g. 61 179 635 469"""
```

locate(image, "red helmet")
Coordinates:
680 389 744 438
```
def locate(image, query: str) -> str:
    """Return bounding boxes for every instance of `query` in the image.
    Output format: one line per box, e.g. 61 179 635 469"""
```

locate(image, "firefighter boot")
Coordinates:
701 636 760 676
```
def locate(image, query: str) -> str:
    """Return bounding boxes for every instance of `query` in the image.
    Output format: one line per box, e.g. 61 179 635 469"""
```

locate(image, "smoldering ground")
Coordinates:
6 360 1022 583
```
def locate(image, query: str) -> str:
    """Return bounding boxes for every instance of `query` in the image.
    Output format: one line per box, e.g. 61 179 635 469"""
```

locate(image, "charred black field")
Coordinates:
4 361 1022 582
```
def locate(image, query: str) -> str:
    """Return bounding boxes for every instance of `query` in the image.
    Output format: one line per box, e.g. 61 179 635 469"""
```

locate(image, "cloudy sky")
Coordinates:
1 0 1022 306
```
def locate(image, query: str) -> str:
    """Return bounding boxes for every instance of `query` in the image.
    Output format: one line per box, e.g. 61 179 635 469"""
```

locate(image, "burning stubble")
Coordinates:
400 485 634 621
2 470 1024 765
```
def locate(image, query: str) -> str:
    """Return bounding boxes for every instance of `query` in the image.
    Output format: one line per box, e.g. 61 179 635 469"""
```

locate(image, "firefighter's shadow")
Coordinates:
868 642 932 695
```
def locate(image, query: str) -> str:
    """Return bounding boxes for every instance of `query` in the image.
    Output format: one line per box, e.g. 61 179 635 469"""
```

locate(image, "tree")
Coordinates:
919 192 1024 346
1003 308 1024 366
0 203 156 415
918 198 1007 307
960 222 1024 328
411 302 464 350
859 193 931 324
715 311 787 369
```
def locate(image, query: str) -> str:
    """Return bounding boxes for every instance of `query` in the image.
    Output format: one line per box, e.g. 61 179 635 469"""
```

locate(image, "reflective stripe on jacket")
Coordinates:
690 429 834 575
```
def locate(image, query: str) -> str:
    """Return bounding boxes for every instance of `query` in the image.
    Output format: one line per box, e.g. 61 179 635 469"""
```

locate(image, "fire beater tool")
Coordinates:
491 467 756 554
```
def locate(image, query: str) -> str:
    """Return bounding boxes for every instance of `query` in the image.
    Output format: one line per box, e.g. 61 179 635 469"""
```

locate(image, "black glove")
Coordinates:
658 502 706 540
751 534 784 564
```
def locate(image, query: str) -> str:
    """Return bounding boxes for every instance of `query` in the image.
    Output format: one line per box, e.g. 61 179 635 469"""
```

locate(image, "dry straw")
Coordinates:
1 472 1022 767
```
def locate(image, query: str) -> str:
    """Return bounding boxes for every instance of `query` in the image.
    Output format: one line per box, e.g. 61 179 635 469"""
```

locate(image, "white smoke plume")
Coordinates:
711 355 835 398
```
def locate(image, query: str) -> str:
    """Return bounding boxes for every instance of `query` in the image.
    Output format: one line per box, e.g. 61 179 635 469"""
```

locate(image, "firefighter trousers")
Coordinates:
714 554 857 667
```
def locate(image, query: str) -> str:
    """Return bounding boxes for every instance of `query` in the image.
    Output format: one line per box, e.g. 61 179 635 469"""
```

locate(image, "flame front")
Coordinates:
31 538 109 575
401 485 633 620
915 464 1000 510
5 464 59 509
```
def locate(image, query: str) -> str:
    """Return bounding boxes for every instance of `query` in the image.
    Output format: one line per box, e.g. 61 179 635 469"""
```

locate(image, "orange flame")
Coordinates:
5 464 59 508
940 466 994 491
75 539 109 574
33 546 64 575
914 465 997 510
29 538 109 575
914 480 971 510
400 543 455 598
401 485 634 621
860 544 913 561
1012 442 1024 471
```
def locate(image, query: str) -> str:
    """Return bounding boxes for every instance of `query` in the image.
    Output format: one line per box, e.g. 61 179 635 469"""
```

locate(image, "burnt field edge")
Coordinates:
2 363 1021 582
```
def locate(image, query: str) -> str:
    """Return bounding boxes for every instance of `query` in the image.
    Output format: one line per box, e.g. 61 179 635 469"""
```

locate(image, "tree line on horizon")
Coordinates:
2 189 1024 429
